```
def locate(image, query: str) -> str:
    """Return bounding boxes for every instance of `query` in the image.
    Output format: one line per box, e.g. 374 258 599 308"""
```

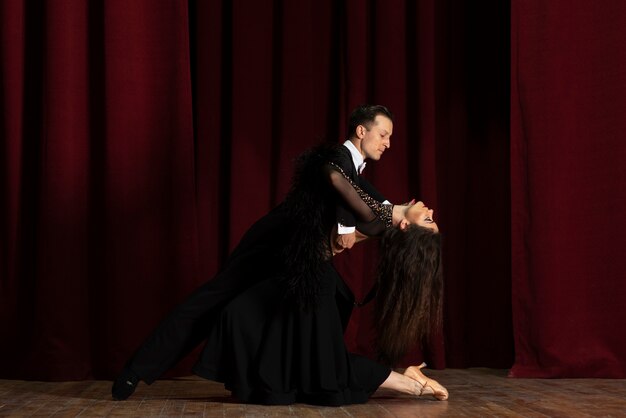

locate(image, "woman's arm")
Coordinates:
323 163 392 236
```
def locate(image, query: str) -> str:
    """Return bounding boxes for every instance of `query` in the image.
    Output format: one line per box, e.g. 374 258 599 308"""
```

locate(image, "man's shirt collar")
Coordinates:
343 140 366 174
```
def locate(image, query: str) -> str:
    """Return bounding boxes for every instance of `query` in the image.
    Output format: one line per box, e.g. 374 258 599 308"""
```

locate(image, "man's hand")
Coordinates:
336 231 356 251
330 240 345 255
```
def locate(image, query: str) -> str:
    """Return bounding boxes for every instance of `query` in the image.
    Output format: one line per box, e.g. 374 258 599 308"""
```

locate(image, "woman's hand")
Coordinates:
354 230 369 243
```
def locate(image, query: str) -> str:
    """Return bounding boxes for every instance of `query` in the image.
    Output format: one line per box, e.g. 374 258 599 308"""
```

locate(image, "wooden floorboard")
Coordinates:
1 368 625 417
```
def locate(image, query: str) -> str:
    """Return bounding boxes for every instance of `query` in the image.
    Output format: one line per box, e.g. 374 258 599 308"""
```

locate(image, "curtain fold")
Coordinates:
511 0 626 378
1 0 511 380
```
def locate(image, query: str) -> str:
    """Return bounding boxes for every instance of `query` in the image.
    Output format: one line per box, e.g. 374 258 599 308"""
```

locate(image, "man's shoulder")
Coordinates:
336 143 353 161
336 143 356 172
292 142 356 179
307 142 352 163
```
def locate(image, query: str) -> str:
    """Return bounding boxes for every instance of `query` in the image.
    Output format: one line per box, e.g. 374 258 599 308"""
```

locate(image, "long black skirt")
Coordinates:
192 262 391 406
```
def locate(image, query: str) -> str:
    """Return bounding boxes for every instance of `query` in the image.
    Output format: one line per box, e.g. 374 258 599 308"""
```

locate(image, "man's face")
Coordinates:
359 115 393 161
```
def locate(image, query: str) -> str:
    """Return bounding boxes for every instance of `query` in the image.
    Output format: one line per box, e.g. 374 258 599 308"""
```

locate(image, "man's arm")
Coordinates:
323 163 393 237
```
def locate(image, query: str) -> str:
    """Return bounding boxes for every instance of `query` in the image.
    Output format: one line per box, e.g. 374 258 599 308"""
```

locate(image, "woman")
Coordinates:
113 143 448 404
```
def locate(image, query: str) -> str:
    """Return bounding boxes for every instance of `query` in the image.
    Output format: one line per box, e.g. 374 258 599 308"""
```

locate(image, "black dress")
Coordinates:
191 145 394 405
192 262 390 405
126 144 393 406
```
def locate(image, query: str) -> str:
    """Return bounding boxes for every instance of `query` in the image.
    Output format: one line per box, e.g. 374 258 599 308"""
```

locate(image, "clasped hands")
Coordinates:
331 226 370 255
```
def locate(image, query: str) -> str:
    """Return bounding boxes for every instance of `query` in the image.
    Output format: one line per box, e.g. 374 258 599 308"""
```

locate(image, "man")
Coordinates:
333 105 395 254
112 104 397 401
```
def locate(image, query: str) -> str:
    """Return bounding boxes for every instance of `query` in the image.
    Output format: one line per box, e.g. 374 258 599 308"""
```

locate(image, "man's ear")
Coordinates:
356 124 366 139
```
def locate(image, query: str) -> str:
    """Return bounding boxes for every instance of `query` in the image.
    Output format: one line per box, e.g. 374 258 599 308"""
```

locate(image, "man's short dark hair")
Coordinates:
347 104 394 139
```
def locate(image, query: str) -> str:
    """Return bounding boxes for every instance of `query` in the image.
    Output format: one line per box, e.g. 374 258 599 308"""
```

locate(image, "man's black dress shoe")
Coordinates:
112 368 140 400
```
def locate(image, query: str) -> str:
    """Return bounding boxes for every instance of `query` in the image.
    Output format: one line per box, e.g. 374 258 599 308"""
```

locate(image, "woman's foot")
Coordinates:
378 366 448 401
403 363 449 401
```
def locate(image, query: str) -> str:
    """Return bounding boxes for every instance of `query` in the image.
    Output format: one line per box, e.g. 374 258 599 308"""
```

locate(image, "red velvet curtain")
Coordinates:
511 0 626 378
1 0 511 380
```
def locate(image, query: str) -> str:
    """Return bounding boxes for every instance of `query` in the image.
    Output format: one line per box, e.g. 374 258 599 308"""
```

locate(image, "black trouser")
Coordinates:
126 208 286 383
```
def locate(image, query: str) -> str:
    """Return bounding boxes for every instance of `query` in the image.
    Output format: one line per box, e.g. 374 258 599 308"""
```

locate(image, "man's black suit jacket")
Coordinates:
333 144 387 231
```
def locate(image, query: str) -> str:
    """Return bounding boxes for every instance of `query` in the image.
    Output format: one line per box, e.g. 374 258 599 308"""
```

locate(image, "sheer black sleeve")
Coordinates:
323 162 393 236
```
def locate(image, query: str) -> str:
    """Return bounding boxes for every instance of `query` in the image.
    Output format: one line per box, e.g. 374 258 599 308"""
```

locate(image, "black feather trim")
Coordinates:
281 143 346 310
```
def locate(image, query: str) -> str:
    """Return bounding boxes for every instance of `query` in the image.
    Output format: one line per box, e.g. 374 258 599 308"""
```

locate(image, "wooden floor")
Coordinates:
1 368 625 417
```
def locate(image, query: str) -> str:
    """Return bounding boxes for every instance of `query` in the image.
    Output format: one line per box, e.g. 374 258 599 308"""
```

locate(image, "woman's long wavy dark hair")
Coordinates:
374 225 443 366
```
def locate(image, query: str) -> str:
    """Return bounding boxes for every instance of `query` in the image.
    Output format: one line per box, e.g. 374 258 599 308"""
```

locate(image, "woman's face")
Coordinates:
401 201 439 232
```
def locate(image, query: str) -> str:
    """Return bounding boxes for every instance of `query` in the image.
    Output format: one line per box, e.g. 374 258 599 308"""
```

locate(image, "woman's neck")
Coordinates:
392 205 408 227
